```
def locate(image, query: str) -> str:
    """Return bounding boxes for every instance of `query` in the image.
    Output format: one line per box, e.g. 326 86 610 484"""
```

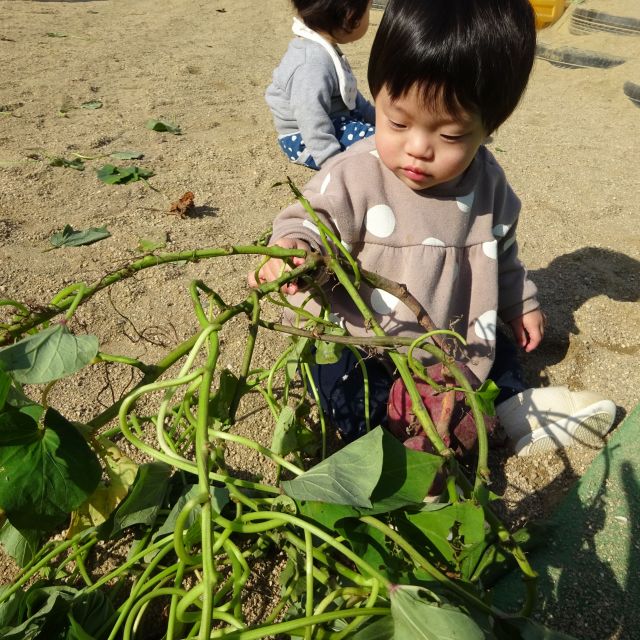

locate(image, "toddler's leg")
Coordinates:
332 113 375 151
308 348 393 443
277 133 319 170
491 329 616 456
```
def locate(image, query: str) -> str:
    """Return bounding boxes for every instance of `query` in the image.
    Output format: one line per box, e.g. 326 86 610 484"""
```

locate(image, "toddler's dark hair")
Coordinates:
368 0 536 133
293 0 371 36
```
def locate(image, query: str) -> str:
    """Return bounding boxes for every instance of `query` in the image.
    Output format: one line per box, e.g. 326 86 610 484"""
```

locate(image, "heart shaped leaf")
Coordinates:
0 324 99 384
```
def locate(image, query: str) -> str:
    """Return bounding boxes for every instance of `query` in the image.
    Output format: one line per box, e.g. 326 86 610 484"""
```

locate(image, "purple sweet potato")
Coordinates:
387 362 498 459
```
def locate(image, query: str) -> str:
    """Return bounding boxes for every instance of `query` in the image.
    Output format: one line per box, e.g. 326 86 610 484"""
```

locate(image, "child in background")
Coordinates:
252 0 616 457
266 0 375 170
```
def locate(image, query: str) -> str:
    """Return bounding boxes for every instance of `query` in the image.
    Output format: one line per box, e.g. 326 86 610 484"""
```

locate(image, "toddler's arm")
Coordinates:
509 308 545 353
247 238 311 295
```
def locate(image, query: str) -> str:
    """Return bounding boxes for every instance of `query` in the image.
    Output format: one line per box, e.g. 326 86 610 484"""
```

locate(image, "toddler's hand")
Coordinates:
247 238 311 295
509 309 545 353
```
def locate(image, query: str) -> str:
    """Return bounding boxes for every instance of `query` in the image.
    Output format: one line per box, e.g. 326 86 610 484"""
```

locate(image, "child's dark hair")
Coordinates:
293 0 371 36
368 0 536 133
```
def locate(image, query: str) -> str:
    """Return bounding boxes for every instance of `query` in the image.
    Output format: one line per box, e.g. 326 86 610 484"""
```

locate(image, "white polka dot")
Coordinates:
482 240 498 259
492 224 510 238
370 289 400 314
359 131 365 137
500 235 516 253
302 220 320 235
370 149 380 158
320 173 331 194
364 204 396 238
457 192 475 213
347 134 354 141
292 135 297 141
421 237 445 247
474 310 497 342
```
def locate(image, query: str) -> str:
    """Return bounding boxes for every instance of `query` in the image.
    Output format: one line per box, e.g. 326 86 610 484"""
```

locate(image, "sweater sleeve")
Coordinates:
494 186 540 322
270 161 356 253
289 62 342 166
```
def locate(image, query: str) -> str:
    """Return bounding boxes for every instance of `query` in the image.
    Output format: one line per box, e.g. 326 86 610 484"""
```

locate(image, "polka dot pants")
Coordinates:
277 112 375 170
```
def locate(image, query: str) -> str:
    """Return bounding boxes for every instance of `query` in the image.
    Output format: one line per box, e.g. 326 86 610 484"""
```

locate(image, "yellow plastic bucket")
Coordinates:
531 0 565 29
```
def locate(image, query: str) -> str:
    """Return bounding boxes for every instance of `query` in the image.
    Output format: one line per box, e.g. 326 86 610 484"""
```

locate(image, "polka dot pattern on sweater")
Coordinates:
302 220 320 235
474 309 497 342
492 223 510 237
422 237 445 247
482 240 498 259
456 192 475 213
364 204 396 238
370 288 400 314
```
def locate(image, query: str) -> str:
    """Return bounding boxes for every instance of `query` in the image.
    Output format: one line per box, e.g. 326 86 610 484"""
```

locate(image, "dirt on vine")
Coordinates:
0 0 639 636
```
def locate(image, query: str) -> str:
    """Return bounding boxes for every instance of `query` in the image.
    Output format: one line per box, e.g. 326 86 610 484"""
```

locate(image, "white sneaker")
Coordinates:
496 386 617 457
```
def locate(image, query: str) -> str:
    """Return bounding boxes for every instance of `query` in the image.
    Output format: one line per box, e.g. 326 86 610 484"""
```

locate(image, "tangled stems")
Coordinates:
1 215 543 633
0 244 311 346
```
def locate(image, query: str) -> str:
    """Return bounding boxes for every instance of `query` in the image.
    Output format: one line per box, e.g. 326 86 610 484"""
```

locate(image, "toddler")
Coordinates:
266 0 376 170
252 0 616 457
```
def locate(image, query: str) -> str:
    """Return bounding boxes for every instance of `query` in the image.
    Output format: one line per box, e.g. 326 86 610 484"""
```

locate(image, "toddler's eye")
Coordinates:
441 131 469 141
388 119 406 129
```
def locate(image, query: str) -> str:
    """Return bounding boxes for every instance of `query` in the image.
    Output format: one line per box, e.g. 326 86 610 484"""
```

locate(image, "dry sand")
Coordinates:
0 0 638 630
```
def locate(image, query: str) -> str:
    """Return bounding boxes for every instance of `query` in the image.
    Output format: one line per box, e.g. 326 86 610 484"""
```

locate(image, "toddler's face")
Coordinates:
374 85 486 191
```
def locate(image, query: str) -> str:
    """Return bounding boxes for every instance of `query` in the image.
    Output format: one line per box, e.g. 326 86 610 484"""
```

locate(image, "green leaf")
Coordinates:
0 589 25 630
80 100 102 109
0 367 10 411
349 615 394 639
96 164 154 184
282 427 385 508
285 337 310 383
339 518 410 582
67 441 139 537
475 379 500 416
314 339 343 365
49 224 110 248
404 502 487 576
137 237 166 252
0 324 99 384
0 407 101 531
0 520 42 567
1 584 77 639
271 406 296 456
48 157 85 171
66 591 115 640
100 462 172 539
209 369 240 425
390 585 487 639
299 501 359 530
145 119 181 134
110 150 144 160
367 429 443 513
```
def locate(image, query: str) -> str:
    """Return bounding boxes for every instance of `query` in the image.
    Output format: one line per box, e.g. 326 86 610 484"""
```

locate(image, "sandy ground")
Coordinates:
0 0 639 631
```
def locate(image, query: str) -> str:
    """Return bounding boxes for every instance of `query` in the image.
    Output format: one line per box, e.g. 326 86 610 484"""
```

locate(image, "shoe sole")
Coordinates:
515 402 616 456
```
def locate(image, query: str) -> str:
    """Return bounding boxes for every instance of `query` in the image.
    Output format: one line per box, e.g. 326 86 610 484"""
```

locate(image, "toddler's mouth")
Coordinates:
402 166 428 181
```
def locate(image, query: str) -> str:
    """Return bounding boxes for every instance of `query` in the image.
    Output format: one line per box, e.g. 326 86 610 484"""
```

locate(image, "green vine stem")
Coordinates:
0 244 315 345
